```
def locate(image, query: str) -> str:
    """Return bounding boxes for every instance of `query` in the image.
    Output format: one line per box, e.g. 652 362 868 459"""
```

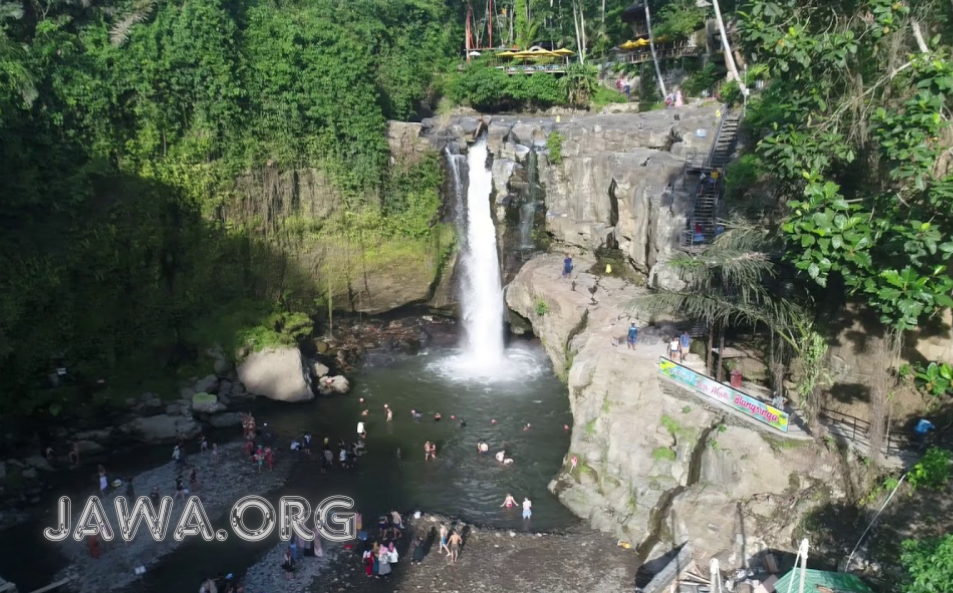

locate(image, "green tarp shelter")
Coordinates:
772 569 874 593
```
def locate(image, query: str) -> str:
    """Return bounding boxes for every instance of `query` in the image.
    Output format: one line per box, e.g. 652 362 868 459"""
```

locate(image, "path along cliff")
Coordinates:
506 253 847 569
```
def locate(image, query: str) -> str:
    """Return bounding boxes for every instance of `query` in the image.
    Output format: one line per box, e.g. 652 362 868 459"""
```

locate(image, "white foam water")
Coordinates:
433 138 545 383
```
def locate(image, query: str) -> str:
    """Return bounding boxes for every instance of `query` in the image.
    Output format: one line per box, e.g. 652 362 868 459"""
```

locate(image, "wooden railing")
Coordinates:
495 64 567 75
616 45 702 65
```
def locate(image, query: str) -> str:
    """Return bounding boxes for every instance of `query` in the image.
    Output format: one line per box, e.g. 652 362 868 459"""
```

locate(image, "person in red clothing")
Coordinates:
243 439 254 458
87 534 101 559
264 446 275 471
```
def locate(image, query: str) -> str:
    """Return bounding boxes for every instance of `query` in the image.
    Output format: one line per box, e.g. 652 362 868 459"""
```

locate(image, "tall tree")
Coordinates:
712 0 747 95
644 0 668 100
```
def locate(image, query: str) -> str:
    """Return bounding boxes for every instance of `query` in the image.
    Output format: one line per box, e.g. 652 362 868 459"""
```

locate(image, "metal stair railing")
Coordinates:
679 108 742 249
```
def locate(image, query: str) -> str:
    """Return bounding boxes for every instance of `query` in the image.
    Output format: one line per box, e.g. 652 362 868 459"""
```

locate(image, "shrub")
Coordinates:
721 79 743 105
535 299 549 316
652 447 677 462
546 132 564 165
908 447 951 490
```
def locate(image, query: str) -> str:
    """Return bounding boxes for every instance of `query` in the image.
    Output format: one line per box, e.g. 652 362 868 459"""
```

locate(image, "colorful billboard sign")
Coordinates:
658 357 790 433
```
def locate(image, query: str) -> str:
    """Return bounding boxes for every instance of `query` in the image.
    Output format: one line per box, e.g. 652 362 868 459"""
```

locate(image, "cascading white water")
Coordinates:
458 138 505 366
432 137 545 383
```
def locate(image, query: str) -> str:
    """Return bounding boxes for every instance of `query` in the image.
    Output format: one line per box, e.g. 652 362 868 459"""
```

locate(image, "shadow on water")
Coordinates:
0 344 577 592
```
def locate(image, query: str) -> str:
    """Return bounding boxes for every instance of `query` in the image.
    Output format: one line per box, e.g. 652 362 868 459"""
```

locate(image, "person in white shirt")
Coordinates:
357 421 366 438
522 497 532 519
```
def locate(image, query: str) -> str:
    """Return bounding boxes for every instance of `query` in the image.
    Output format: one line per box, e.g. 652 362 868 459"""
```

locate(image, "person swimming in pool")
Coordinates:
495 450 505 462
501 493 516 508
433 413 442 422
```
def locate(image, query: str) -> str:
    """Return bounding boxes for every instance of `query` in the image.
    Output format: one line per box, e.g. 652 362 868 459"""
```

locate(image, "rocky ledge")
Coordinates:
506 254 847 570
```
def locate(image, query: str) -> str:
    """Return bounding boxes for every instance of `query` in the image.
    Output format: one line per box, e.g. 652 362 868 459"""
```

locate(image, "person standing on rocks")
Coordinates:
98 467 108 496
211 442 219 464
627 323 638 350
562 253 573 279
668 336 680 360
447 530 462 564
679 331 691 362
172 444 184 467
412 536 426 565
189 466 199 491
149 486 161 507
303 432 312 456
281 547 296 580
174 475 187 501
377 545 392 578
322 445 333 472
522 497 532 520
264 446 275 472
438 524 450 555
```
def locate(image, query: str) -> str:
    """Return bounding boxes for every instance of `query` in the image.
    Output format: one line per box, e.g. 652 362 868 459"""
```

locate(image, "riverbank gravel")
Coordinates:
309 513 635 593
55 441 292 593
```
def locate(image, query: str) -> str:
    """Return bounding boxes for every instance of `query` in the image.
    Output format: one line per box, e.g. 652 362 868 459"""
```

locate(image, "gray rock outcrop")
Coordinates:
317 374 350 395
191 392 225 414
121 414 200 442
507 254 843 569
237 347 314 402
437 105 721 289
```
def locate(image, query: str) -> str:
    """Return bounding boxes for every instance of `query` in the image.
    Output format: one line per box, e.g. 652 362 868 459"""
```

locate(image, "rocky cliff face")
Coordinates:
223 122 453 314
506 254 845 569
435 105 722 288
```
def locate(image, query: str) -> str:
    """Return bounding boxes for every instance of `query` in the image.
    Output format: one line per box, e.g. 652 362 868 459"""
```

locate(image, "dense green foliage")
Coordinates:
0 0 460 414
907 446 952 490
446 61 565 111
901 534 953 593
737 0 953 332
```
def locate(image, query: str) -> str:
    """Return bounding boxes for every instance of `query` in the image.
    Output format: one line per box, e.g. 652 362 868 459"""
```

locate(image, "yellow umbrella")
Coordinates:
511 49 559 59
619 40 641 50
496 51 518 58
552 48 575 56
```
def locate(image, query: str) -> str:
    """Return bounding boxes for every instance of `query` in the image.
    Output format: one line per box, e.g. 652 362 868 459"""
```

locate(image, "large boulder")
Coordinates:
191 392 221 414
25 455 53 472
122 415 200 443
208 412 243 429
193 374 220 394
311 361 330 379
237 347 315 403
317 375 350 396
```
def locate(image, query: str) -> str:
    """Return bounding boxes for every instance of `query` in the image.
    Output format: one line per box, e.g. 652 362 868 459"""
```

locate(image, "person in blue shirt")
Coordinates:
679 331 691 363
627 323 638 350
914 418 935 451
562 254 573 279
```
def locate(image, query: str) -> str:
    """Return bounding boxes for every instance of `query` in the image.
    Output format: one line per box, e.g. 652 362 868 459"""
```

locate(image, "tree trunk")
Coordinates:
716 328 725 382
711 0 748 96
572 1 586 64
707 324 714 374
644 0 668 100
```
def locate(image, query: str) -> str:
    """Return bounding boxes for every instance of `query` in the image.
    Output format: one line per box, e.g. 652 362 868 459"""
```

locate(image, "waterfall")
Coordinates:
457 137 505 367
434 137 544 384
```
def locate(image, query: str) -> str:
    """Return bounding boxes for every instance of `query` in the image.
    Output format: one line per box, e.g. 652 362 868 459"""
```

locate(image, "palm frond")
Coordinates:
109 0 157 45
0 1 24 21
627 288 808 351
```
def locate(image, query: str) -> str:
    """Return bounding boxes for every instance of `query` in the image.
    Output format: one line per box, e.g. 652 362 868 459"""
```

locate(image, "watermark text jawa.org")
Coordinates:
43 495 357 543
